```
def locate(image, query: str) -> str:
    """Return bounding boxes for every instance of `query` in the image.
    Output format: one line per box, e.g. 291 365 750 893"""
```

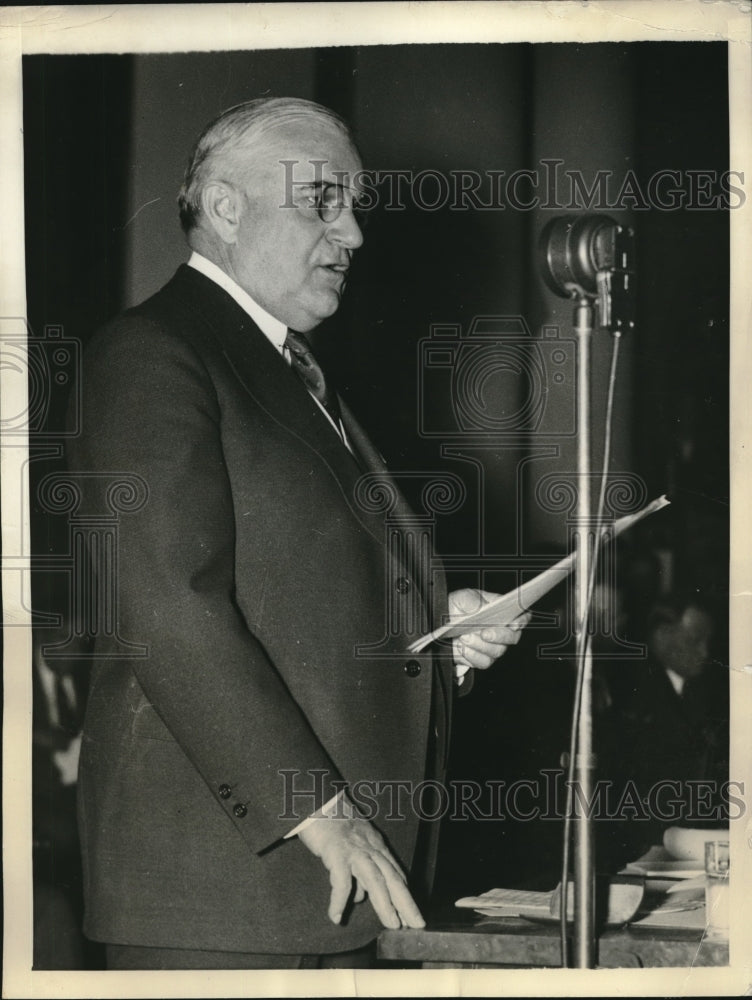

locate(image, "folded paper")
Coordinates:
409 495 670 654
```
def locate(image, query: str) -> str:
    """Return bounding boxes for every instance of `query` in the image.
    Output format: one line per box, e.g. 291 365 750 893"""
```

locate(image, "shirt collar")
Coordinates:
665 667 685 697
187 251 288 354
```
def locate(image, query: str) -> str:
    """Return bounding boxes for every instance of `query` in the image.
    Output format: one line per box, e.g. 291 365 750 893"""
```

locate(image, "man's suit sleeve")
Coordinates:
70 316 345 853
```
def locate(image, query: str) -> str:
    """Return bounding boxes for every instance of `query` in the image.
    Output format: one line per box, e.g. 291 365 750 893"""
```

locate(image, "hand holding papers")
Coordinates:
410 495 670 655
449 589 530 676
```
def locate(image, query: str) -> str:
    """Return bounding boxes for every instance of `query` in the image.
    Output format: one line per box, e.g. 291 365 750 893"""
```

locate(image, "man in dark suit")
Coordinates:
601 593 728 861
69 97 525 969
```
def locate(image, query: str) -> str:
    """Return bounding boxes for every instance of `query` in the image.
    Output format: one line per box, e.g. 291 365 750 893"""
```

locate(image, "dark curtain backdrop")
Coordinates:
24 41 729 944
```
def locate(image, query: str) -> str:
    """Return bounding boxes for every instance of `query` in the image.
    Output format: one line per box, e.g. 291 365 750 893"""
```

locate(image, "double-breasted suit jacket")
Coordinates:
68 264 453 955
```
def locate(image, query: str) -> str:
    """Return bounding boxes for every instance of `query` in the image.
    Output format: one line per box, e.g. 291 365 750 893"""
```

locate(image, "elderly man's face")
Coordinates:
227 120 364 332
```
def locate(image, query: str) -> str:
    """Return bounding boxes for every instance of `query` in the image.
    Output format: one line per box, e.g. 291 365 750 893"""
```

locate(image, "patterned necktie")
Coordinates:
284 329 342 427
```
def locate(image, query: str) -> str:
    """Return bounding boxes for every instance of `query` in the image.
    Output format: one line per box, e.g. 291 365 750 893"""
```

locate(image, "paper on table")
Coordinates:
408 494 670 654
456 880 645 924
455 886 554 918
630 886 706 929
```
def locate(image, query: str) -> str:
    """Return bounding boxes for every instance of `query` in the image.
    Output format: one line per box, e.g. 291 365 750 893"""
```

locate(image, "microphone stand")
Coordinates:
537 214 635 969
572 294 596 968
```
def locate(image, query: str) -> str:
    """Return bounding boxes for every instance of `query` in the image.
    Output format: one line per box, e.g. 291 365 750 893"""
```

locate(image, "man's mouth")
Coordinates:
320 263 350 286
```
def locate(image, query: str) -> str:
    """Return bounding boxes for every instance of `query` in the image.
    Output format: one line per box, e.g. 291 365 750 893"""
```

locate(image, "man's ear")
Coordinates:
201 181 242 245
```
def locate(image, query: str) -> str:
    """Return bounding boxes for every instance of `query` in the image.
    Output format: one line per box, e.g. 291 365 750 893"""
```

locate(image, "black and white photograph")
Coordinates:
2 2 751 996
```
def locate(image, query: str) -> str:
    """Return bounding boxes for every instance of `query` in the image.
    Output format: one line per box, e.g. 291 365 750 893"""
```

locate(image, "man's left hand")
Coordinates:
449 588 530 671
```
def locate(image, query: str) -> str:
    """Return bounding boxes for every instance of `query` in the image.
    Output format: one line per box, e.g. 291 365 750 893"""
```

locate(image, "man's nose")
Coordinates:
326 207 364 250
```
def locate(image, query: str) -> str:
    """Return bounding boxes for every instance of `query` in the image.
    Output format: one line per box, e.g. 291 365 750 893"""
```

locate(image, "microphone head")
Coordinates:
539 214 622 299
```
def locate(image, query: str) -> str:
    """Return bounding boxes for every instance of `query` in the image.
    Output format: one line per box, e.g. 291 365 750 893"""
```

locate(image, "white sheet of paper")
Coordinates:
409 494 670 654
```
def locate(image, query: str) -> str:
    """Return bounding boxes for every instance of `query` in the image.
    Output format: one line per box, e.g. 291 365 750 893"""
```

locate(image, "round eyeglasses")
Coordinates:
293 182 370 227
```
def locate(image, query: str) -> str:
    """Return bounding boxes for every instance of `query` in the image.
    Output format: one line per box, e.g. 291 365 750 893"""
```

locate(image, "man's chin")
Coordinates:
295 295 342 332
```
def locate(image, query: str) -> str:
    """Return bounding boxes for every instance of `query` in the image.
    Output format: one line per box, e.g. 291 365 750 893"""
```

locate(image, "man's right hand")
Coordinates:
298 814 425 930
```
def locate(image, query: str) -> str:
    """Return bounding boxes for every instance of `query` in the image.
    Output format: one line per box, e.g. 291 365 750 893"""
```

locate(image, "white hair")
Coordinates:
177 97 355 233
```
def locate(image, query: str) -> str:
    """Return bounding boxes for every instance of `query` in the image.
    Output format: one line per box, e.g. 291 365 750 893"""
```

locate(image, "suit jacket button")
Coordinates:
396 577 410 594
218 784 232 800
233 803 248 818
404 659 421 678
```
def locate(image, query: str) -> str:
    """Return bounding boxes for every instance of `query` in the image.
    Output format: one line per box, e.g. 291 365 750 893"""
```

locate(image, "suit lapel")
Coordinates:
340 395 449 681
174 266 360 473
339 398 417 521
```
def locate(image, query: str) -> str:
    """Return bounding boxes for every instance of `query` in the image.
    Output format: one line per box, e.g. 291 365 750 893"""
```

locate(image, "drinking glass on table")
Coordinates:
704 840 729 939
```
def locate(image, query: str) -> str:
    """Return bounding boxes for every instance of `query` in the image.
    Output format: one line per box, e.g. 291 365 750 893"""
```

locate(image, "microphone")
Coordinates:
538 215 635 334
